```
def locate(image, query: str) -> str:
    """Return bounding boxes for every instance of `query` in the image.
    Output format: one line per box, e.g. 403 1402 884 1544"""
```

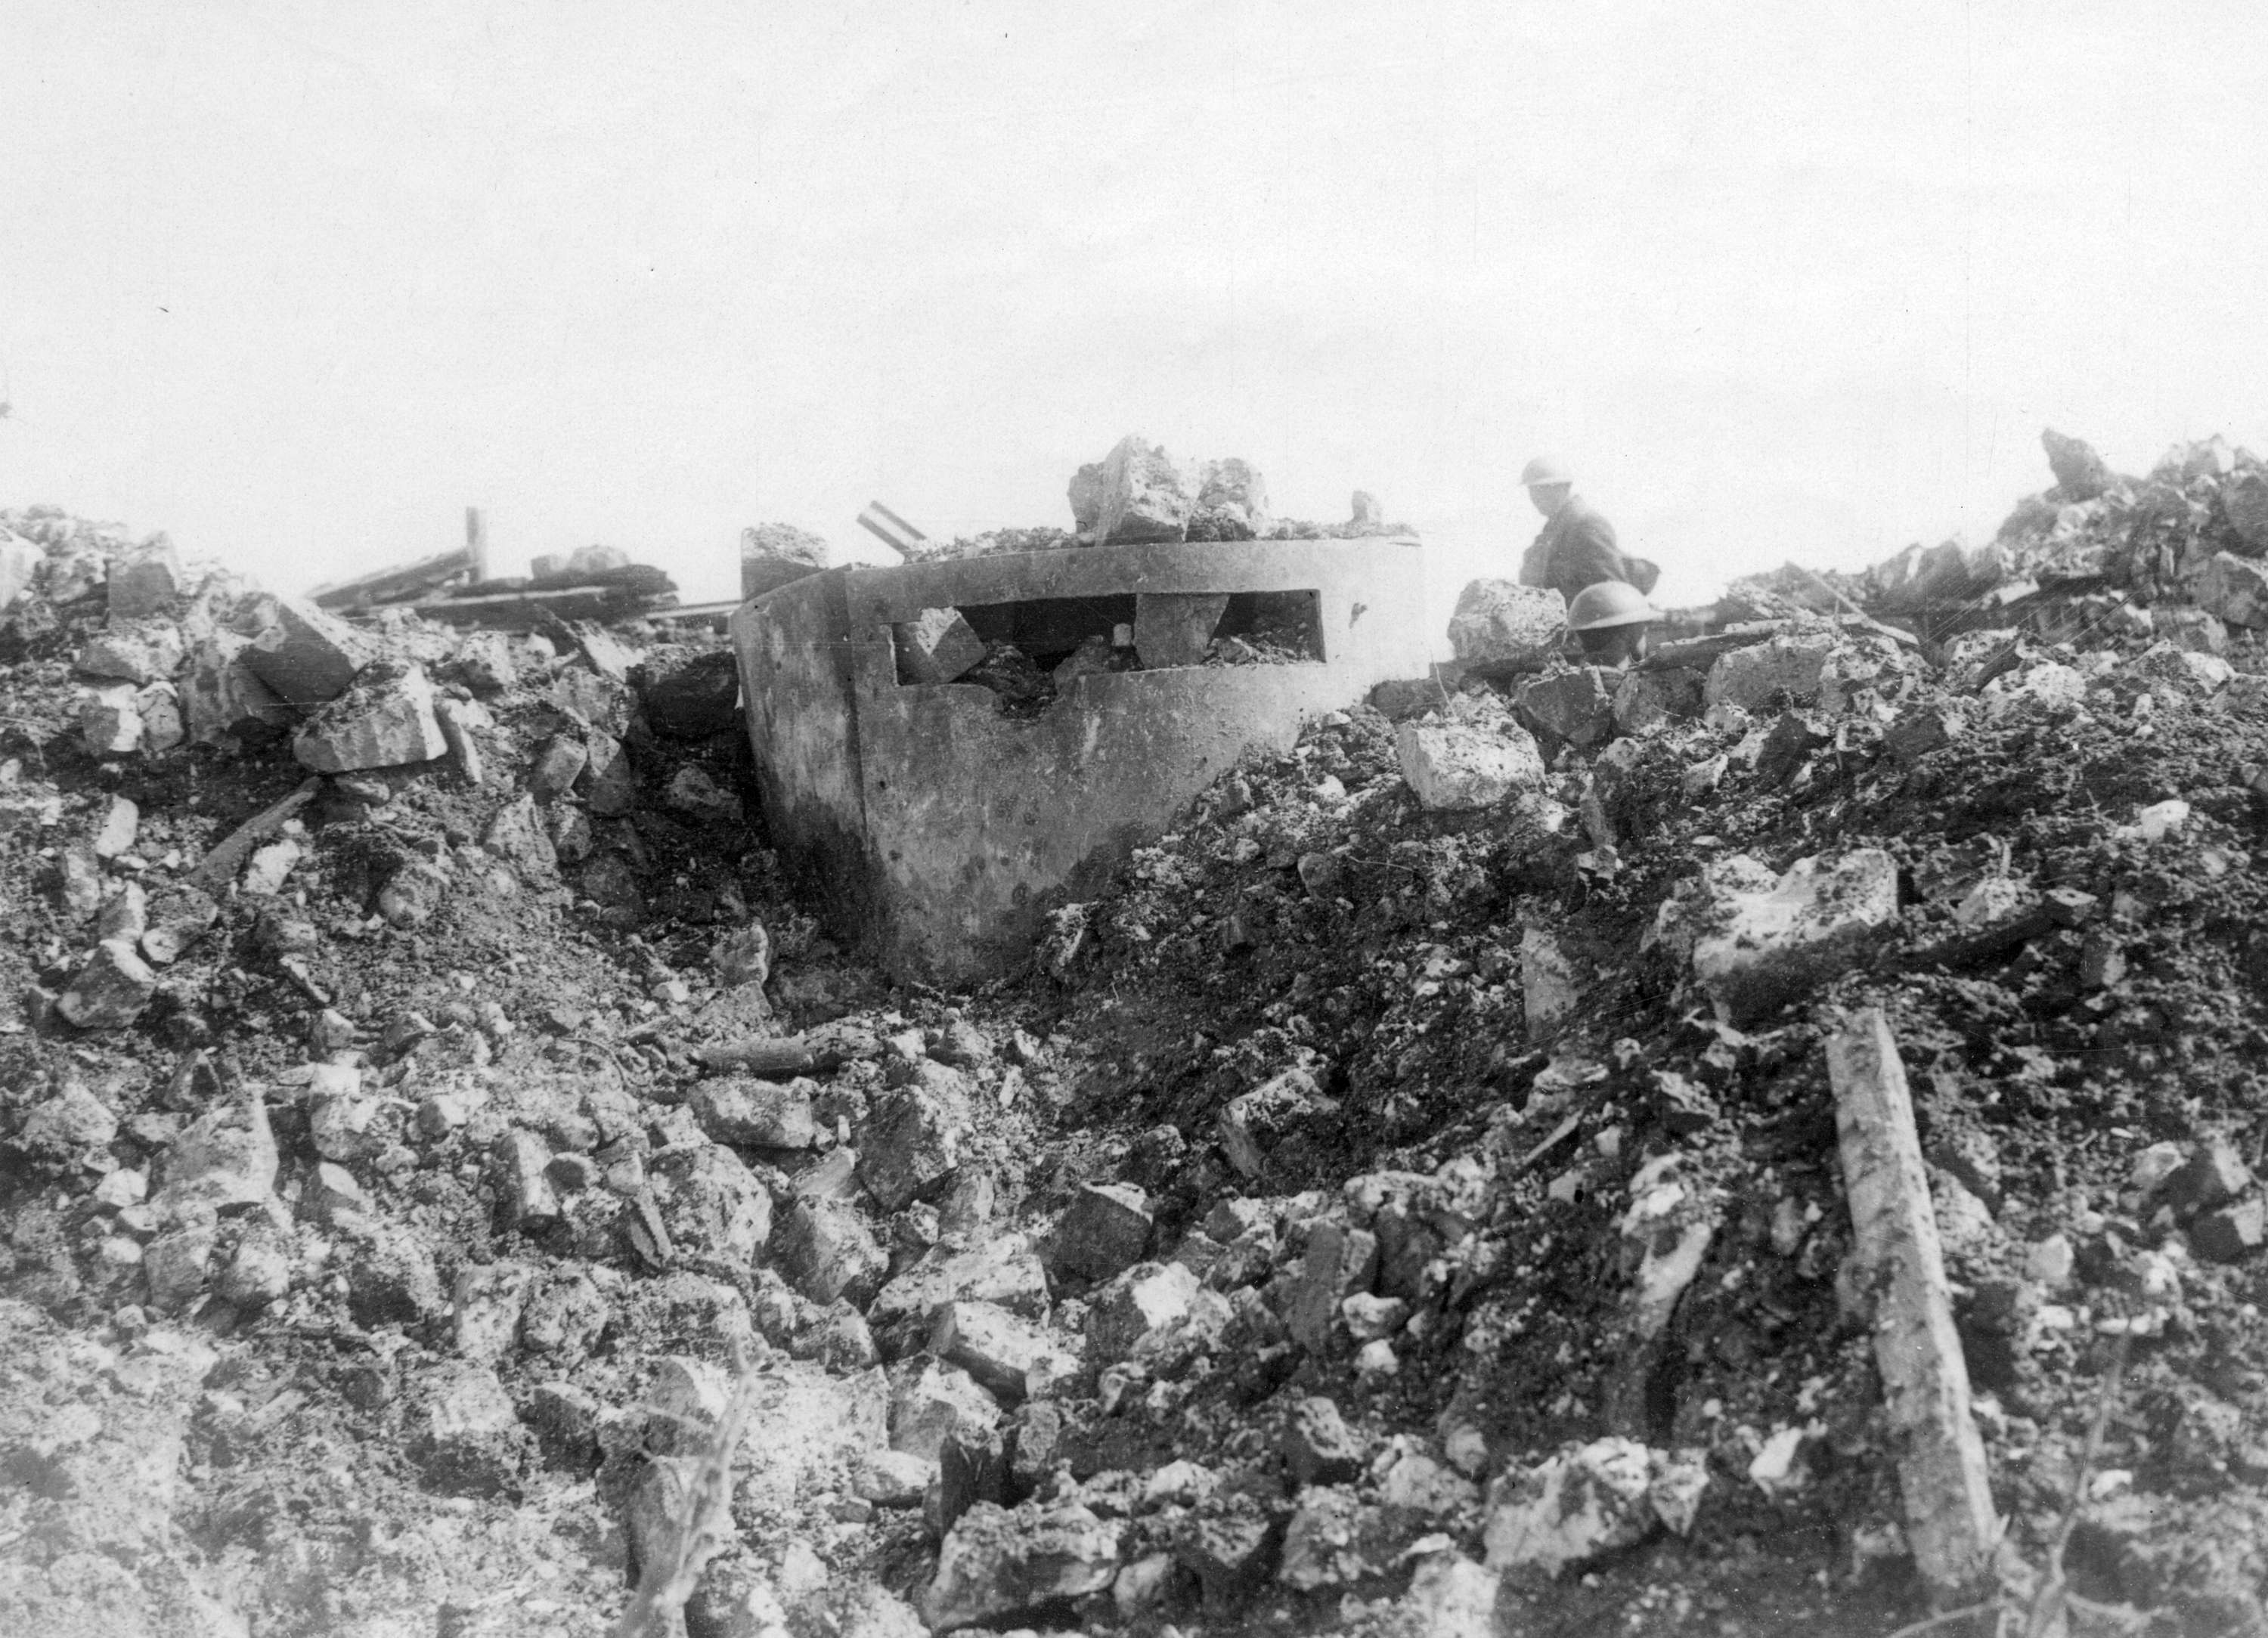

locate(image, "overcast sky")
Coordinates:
5 1 2265 630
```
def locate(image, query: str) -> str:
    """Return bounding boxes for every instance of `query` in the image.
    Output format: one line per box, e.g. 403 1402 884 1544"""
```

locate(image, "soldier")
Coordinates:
1518 457 1656 602
1566 581 1658 670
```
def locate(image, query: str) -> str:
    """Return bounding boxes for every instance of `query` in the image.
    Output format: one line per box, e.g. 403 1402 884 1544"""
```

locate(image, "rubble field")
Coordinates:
8 432 2268 1638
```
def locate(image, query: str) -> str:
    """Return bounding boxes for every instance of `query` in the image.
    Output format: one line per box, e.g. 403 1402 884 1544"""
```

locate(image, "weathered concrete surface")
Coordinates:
735 537 1426 982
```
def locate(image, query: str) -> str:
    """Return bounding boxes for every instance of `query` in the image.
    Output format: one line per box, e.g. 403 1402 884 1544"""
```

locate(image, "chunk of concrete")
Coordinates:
888 1354 1001 1462
740 523 831 600
18 1083 119 1150
895 606 987 686
1690 849 1900 1025
1133 592 1230 669
924 1501 1120 1633
452 1262 536 1364
1283 1395 1365 1487
1049 1183 1154 1282
1447 580 1565 665
93 794 140 858
484 793 557 875
1521 927 1582 1040
1613 667 1703 733
1278 1221 1379 1355
931 1300 1078 1402
1196 457 1272 535
2198 551 2268 628
0 536 40 612
292 661 448 773
1482 1437 1657 1578
1096 435 1194 545
57 939 158 1030
157 1091 278 1212
527 734 588 802
78 620 184 685
868 1237 1052 1353
493 1129 561 1231
1088 1260 1204 1364
135 682 184 753
1399 1555 1501 1638
1517 667 1619 748
107 539 184 619
579 730 639 816
181 630 293 745
415 1364 528 1497
689 1078 817 1150
79 686 144 756
1067 463 1107 534
774 1196 889 1307
452 630 516 692
1395 719 1546 810
649 1142 773 1262
857 1082 965 1211
2224 471 2268 553
233 592 376 707
348 1228 446 1327
1703 633 1838 713
1277 1485 1393 1590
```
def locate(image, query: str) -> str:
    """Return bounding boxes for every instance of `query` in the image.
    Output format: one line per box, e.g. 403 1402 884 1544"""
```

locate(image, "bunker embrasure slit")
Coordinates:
890 588 1325 717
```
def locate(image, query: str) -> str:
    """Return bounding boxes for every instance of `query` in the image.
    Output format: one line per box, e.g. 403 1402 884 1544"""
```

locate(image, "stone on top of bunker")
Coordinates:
1096 435 1196 546
739 522 831 600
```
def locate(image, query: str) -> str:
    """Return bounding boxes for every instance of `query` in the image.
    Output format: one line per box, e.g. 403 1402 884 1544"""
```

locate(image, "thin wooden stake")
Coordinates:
1826 1006 2000 1599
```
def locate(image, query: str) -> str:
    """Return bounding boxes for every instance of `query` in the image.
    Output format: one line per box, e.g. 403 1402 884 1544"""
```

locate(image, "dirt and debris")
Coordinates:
11 431 2268 1638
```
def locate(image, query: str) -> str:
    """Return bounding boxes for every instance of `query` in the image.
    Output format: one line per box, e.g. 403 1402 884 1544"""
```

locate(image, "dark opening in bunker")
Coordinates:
891 587 1325 717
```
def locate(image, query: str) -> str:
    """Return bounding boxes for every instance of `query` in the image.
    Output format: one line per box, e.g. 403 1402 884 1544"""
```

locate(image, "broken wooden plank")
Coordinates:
407 581 677 630
1789 564 1923 649
189 778 322 891
308 547 477 611
1825 1006 2000 1599
694 1036 818 1079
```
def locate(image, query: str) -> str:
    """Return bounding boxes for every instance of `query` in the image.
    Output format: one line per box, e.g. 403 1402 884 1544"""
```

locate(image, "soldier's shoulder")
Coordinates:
1567 497 1618 537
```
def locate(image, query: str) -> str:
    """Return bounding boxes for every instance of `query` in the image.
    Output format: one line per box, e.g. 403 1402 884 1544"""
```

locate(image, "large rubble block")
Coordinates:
741 522 832 600
1677 849 1901 1024
1395 716 1545 810
1446 579 1565 667
1095 435 1196 546
2198 552 2268 627
232 591 376 706
1193 458 1272 539
291 660 449 773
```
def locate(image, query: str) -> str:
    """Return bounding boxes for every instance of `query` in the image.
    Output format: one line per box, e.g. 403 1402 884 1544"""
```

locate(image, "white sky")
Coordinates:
5 1 2266 636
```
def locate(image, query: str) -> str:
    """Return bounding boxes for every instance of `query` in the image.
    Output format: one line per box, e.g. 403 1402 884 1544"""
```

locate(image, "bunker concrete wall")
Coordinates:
733 537 1427 983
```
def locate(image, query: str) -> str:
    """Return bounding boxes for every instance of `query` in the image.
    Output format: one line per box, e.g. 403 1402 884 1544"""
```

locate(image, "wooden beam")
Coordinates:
308 547 477 611
406 582 677 630
1825 1007 2000 1600
189 778 322 891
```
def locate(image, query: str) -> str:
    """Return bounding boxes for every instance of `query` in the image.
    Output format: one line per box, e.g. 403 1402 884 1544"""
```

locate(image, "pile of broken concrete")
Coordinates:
909 436 1407 562
1774 428 2268 635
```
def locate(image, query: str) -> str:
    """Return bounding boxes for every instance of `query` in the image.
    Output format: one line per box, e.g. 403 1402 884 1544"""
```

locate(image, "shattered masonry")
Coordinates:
9 427 2268 1634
